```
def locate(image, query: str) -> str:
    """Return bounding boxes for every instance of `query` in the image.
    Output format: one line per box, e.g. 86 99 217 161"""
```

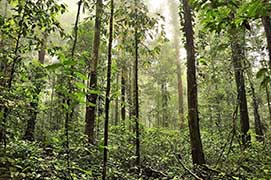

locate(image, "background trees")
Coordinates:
0 0 271 179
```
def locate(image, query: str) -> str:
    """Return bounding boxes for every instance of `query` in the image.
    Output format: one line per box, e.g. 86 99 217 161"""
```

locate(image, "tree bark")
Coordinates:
182 0 205 165
249 79 264 141
133 0 140 166
266 86 271 122
230 27 250 145
114 73 119 125
121 68 126 122
262 16 271 67
85 0 103 144
102 0 114 178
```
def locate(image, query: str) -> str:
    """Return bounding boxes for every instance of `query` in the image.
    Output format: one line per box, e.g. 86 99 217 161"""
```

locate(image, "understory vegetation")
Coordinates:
1 0 271 179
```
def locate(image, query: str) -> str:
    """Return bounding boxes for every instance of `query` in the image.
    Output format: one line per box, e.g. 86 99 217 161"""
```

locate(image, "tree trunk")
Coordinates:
169 0 184 129
114 73 119 125
133 0 140 166
176 63 184 128
182 0 205 165
266 86 271 122
121 68 126 122
85 0 103 144
262 16 271 67
102 0 114 178
230 27 250 145
161 81 168 127
127 66 133 121
249 79 264 141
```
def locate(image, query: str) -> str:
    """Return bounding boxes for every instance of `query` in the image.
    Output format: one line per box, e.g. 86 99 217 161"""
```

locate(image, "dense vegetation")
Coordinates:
0 0 271 179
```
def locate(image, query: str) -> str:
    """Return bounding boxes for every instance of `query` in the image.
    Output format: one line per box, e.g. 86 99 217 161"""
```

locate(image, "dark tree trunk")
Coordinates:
85 0 103 144
262 16 271 67
133 0 140 166
102 0 114 178
121 68 126 122
249 80 264 141
230 27 250 145
182 0 205 165
114 73 119 125
266 86 271 121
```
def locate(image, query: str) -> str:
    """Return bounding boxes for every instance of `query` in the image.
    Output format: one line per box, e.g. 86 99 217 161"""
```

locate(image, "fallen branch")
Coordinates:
175 155 203 180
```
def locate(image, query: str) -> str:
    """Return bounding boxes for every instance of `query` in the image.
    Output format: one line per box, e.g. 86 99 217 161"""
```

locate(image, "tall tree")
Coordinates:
102 0 114 178
114 73 119 125
181 0 205 164
248 77 264 141
133 0 140 166
121 67 126 122
85 0 103 144
169 0 185 129
230 26 250 145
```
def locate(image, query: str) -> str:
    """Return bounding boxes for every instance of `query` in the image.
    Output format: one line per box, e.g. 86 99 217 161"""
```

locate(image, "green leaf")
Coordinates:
75 72 88 80
75 82 87 89
46 63 62 70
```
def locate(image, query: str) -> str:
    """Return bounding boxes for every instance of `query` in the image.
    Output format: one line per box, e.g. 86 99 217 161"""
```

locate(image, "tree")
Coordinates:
169 0 185 129
181 0 205 164
230 26 250 145
102 0 114 178
133 0 140 166
85 0 103 144
262 16 271 67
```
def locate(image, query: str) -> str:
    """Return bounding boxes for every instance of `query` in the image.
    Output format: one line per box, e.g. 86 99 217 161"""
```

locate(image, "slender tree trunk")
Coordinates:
161 81 169 127
102 0 114 179
121 68 126 122
169 0 184 129
133 0 140 166
262 16 271 67
266 86 271 122
176 63 184 128
248 79 264 141
63 1 83 173
114 73 119 125
230 27 250 145
127 66 133 121
85 0 103 144
182 0 205 165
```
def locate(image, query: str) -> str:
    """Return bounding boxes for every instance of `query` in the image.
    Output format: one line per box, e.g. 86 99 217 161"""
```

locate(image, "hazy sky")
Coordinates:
63 0 174 38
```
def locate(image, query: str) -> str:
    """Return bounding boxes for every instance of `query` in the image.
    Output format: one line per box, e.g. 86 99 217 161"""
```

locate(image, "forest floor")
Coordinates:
0 127 270 180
